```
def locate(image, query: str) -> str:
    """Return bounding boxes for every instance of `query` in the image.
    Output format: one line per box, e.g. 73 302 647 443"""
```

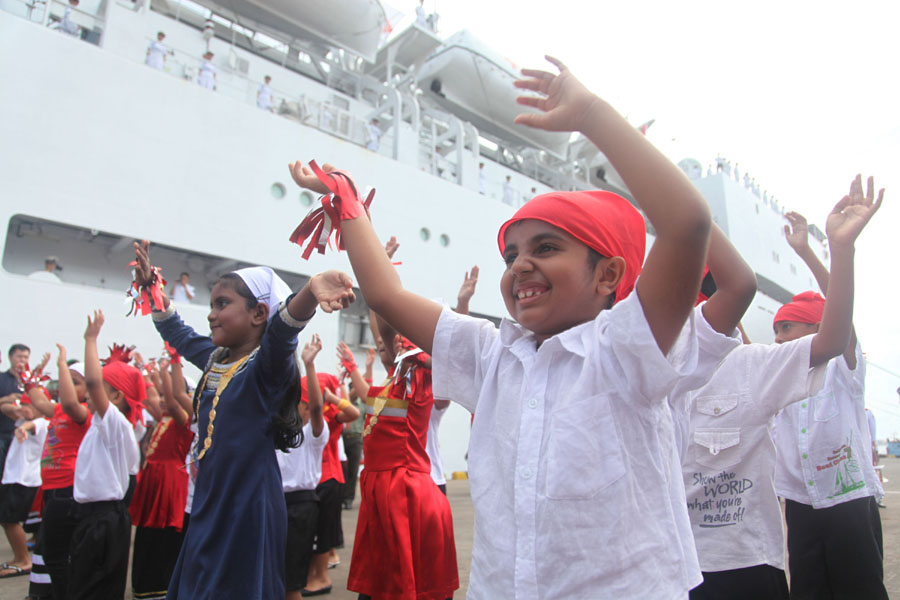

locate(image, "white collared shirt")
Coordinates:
146 40 168 69
2 418 49 487
677 335 825 572
433 290 701 600
775 342 882 508
73 404 139 503
257 83 273 109
277 420 329 493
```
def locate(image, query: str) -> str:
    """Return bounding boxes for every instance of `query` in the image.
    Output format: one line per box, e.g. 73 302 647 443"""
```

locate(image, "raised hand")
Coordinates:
457 266 479 304
35 352 51 374
784 212 810 252
84 310 105 340
323 387 340 405
287 161 340 194
301 333 323 364
384 236 400 259
336 341 355 364
56 343 67 367
513 56 599 133
309 270 356 313
825 175 884 248
132 240 154 286
365 347 376 370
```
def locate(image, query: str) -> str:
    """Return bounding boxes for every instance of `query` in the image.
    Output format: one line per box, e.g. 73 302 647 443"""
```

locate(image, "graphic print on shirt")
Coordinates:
687 469 753 527
816 431 865 499
40 422 63 471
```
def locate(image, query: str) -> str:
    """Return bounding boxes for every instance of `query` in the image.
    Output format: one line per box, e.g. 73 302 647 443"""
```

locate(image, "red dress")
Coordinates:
129 416 194 530
347 354 458 600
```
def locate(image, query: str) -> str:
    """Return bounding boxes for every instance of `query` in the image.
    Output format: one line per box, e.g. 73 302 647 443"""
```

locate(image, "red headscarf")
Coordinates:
497 191 646 303
300 372 340 404
774 291 826 326
102 361 147 427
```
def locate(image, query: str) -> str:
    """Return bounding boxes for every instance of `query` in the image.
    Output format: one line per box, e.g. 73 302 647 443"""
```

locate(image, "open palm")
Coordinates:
309 270 356 313
826 175 884 248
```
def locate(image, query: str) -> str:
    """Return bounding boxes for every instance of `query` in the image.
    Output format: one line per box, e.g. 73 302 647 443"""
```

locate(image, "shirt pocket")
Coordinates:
543 394 626 500
693 429 742 470
813 389 838 422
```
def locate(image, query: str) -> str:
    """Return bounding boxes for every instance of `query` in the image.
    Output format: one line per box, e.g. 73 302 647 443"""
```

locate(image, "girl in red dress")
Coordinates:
347 326 458 600
129 356 194 600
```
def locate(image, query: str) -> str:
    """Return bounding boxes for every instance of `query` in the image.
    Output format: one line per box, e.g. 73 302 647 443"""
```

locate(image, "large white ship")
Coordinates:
0 0 830 473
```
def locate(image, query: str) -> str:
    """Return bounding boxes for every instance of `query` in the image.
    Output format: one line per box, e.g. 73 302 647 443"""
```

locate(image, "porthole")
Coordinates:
439 234 450 247
300 191 314 207
420 227 431 241
271 182 286 199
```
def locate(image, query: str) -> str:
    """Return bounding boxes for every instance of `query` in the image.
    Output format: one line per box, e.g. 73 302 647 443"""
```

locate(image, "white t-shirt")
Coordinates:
678 335 825 572
171 282 195 303
426 403 448 486
775 342 882 508
277 420 329 493
337 433 347 462
146 40 168 70
73 404 140 503
257 83 273 110
198 60 217 89
2 418 49 487
432 289 703 599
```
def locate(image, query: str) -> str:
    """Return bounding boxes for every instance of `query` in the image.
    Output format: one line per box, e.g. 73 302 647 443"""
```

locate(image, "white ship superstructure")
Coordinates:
0 0 827 472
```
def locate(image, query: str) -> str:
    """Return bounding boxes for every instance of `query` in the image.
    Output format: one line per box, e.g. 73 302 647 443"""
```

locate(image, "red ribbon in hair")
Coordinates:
774 291 826 326
126 262 167 317
102 361 147 427
289 160 375 259
102 343 135 366
19 364 50 392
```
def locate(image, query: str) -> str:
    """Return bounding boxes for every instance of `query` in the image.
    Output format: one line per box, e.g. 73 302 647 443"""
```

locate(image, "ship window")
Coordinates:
755 204 759 214
300 191 314 207
772 251 780 264
790 264 797 275
439 234 450 247
271 183 286 199
420 228 431 242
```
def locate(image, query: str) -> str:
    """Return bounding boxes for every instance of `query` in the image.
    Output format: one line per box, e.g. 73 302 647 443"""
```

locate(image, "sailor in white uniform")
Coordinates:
197 52 217 90
257 76 273 111
366 119 381 152
58 0 80 37
145 31 169 70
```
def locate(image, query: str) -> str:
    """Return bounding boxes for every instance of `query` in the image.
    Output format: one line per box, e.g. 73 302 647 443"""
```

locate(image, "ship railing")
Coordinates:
1 0 105 44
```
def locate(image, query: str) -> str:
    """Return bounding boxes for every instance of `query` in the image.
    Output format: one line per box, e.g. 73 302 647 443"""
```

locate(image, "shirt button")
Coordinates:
808 480 815 486
528 398 538 409
801 428 807 434
801 402 807 408
521 542 532 555
802 453 808 459
521 467 533 479
714 407 721 415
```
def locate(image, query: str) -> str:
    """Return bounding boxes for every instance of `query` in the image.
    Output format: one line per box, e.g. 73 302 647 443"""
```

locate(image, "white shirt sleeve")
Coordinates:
432 308 501 413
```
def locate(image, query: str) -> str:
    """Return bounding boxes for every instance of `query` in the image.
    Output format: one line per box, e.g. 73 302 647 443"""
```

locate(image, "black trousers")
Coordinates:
131 525 184 598
40 487 80 600
690 564 789 600
785 496 887 600
341 433 362 503
285 490 319 591
67 500 131 600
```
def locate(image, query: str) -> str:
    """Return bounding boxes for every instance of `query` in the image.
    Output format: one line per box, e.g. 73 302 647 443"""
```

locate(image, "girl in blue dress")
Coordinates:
132 240 355 600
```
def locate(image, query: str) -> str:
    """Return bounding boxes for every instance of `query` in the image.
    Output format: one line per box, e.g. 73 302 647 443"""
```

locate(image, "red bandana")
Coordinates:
102 361 147 427
774 291 826 326
497 191 646 303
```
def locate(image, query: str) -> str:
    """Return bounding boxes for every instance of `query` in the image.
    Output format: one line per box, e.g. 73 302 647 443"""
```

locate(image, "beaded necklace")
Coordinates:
192 354 250 462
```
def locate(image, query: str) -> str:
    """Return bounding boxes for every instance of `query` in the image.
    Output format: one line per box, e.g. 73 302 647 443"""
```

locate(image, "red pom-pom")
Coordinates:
126 262 167 317
102 343 135 366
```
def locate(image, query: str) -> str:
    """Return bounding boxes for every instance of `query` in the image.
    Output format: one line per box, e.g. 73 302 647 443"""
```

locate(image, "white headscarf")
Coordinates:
68 362 85 378
234 266 292 321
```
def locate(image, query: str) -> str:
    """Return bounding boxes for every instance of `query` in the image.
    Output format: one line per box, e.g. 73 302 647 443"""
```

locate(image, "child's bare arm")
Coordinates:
144 373 163 422
301 335 325 437
327 388 361 424
288 163 442 354
455 266 479 315
701 225 757 335
170 360 193 419
794 176 882 367
159 359 189 426
56 344 89 423
337 341 370 400
83 310 111 418
514 57 710 354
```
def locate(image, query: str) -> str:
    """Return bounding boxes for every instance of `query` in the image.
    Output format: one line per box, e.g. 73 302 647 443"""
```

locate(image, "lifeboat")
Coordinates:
416 30 570 158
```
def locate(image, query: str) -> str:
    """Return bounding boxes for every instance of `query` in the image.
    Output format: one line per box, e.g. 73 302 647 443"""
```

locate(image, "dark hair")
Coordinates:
8 343 29 356
205 273 303 451
180 272 190 278
586 248 615 309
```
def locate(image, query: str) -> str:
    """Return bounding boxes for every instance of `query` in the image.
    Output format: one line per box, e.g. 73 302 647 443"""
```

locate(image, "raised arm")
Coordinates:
52 344 87 423
158 359 189 427
326 387 360 424
83 310 111 418
513 57 710 354
337 341 370 402
169 359 193 419
301 335 325 438
288 167 443 355
700 225 758 335
455 266 479 315
793 176 882 367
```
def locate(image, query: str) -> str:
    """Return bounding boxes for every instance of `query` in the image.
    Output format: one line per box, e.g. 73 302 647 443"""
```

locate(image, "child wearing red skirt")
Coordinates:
347 341 457 600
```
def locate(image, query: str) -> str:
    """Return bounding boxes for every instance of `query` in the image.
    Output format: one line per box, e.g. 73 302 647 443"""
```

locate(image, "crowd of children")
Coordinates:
0 57 888 600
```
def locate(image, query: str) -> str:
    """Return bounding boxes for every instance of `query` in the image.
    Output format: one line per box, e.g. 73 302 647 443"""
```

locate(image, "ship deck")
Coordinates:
2 460 900 598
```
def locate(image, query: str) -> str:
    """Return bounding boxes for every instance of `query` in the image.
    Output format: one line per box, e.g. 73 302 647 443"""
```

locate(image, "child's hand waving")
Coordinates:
56 343 67 367
132 240 155 287
826 175 884 249
513 56 599 134
84 310 105 340
784 212 810 252
309 271 356 313
301 334 323 364
288 161 341 195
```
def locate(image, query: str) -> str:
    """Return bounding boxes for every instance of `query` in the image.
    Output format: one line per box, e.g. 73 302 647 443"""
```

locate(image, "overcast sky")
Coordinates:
405 0 900 435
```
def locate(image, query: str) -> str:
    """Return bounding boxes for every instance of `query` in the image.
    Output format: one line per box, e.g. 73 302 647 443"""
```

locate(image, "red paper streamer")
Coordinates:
289 160 375 259
19 364 50 392
102 343 135 366
164 342 182 365
126 262 167 317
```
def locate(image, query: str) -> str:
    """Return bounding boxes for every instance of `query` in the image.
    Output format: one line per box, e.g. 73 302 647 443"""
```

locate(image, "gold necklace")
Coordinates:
193 354 250 462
